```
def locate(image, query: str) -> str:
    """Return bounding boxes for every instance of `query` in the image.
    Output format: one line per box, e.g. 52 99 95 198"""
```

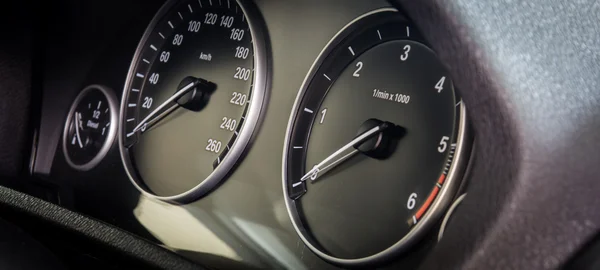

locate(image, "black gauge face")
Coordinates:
63 85 118 171
119 0 267 203
282 10 469 266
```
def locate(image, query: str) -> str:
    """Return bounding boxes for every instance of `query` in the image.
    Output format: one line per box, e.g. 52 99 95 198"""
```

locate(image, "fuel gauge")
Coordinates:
62 85 118 171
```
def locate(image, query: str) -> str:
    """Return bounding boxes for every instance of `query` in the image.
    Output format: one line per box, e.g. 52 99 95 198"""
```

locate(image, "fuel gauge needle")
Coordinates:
301 125 384 182
74 112 84 148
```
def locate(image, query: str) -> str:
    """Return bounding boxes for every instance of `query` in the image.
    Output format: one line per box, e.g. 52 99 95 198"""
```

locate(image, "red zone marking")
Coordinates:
413 174 447 224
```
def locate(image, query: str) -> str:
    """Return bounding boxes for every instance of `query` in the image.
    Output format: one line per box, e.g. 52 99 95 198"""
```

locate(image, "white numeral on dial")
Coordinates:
319 108 328 124
205 139 222 153
172 34 183 46
230 28 244 41
438 136 449 153
220 117 237 131
159 51 170 63
230 92 247 106
234 67 251 81
435 76 446 93
234 46 249 59
353 61 363 77
407 193 417 209
220 16 234 28
204 13 217 25
188 21 201 32
142 97 153 109
148 73 159 85
400 45 411 61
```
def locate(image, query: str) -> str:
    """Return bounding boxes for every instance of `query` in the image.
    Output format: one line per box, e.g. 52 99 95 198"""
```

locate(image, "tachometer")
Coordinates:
282 9 470 267
119 0 267 203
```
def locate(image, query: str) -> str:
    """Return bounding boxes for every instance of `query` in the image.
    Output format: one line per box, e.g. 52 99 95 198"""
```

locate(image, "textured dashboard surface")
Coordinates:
392 0 600 269
0 185 202 270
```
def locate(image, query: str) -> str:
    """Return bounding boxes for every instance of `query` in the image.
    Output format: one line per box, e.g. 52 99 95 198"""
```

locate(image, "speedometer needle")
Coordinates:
132 81 197 133
301 124 387 182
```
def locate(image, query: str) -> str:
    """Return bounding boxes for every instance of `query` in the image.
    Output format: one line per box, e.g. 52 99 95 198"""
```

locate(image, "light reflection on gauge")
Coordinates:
118 0 268 203
282 9 470 267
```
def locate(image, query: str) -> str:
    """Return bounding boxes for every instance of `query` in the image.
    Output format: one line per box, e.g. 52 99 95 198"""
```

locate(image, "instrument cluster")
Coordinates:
51 0 472 268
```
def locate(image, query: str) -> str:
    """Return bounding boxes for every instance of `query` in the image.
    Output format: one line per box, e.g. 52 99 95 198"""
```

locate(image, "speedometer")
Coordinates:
119 0 268 203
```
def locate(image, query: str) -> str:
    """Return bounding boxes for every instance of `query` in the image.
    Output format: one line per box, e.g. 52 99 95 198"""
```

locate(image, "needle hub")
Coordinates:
176 76 217 112
354 118 404 160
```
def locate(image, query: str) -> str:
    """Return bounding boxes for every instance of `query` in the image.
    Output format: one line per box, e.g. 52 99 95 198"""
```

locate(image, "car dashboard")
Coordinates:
1 0 600 269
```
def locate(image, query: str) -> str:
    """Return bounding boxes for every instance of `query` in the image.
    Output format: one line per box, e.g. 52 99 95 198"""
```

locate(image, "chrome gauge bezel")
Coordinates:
281 8 471 267
62 85 118 171
118 0 268 203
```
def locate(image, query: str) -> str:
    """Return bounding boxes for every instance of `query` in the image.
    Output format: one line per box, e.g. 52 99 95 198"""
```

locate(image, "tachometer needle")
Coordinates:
74 112 84 148
301 124 385 182
132 81 197 133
